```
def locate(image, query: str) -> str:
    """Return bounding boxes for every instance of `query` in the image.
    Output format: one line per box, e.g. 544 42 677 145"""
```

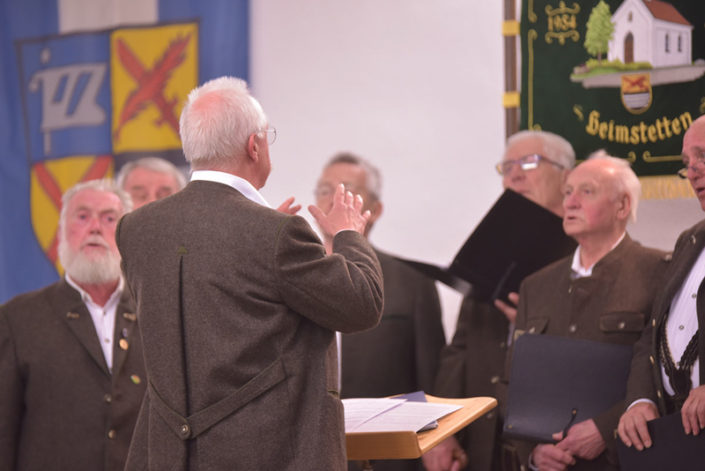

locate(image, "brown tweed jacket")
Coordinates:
116 180 384 471
504 234 667 471
0 279 146 471
433 296 509 471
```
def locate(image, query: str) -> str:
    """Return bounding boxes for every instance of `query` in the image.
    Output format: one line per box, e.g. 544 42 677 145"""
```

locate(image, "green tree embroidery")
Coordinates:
584 0 615 62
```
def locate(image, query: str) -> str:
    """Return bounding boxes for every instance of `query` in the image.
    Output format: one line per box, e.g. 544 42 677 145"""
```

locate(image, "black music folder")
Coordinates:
617 412 705 471
503 334 633 443
401 189 576 302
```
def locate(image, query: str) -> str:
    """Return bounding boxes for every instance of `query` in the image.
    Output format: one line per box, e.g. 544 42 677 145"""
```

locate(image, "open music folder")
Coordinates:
399 189 576 302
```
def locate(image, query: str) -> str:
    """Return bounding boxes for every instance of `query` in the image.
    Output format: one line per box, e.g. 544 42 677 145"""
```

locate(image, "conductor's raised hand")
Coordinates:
277 196 302 215
309 183 371 238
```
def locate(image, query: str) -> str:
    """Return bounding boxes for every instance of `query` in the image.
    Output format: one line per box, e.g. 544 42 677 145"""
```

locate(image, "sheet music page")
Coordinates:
343 398 406 431
343 399 461 433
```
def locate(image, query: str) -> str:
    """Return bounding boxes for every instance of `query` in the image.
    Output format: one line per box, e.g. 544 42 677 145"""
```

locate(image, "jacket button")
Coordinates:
180 424 190 437
490 375 500 384
657 390 663 398
107 429 116 439
528 327 536 334
103 394 112 403
618 321 626 329
649 355 655 366
569 324 577 333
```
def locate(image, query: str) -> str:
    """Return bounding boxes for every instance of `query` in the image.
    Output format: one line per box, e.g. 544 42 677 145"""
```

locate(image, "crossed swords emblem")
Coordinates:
113 33 192 141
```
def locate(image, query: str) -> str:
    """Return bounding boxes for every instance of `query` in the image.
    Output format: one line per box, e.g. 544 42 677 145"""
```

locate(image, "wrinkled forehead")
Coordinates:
318 163 367 188
683 118 705 154
126 167 180 188
567 160 614 188
67 188 123 213
503 136 544 161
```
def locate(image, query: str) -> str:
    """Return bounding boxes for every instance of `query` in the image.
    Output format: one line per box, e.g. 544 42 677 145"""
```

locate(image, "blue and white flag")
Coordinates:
0 0 249 303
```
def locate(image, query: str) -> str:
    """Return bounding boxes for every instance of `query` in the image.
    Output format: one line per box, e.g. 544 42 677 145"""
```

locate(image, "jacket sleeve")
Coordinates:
0 310 21 471
273 216 384 333
625 233 684 408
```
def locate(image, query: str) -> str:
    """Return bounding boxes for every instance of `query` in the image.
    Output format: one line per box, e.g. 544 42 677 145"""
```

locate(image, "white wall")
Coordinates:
250 1 506 341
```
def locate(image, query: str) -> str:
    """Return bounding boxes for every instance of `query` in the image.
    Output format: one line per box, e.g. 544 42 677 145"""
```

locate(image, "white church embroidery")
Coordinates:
608 0 692 67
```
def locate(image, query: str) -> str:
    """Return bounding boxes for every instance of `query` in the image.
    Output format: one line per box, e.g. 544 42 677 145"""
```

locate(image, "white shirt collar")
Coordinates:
190 170 271 208
65 274 124 307
570 232 625 278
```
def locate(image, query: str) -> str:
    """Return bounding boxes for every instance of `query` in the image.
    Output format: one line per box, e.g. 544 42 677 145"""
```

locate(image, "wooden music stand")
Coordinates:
346 395 497 469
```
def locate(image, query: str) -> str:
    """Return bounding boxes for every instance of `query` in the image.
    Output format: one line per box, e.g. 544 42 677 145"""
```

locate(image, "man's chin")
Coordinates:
697 194 705 212
562 221 581 236
64 256 121 285
80 247 109 257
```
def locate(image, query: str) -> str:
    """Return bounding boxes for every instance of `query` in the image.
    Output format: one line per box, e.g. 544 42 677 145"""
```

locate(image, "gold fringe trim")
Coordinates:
640 175 695 200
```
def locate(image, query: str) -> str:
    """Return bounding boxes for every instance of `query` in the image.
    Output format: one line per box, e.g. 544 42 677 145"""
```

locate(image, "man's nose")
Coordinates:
564 192 579 208
88 216 102 233
504 166 524 183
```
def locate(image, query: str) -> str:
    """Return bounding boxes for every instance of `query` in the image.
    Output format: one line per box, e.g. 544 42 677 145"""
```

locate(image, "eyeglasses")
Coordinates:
495 153 564 176
258 127 277 145
314 183 361 199
677 151 705 179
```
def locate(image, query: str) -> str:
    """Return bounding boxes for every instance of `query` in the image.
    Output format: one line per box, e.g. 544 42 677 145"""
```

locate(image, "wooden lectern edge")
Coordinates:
346 395 498 461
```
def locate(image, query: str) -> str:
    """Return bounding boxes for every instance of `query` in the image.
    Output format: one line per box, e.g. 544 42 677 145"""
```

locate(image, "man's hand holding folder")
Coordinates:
617 402 659 450
531 419 606 470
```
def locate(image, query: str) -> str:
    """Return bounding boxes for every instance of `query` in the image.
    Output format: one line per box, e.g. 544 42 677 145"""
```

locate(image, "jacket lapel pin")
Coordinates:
123 312 137 322
66 312 80 319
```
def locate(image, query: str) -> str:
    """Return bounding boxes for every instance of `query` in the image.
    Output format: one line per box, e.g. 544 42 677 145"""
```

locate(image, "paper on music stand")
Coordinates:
344 398 461 433
343 398 406 431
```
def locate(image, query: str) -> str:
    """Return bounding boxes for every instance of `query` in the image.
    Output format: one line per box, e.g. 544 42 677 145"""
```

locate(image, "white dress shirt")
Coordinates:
191 170 271 208
569 232 625 279
661 247 705 394
66 275 124 371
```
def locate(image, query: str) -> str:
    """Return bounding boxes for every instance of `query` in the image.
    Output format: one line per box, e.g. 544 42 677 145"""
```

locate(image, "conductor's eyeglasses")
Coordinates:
496 154 564 176
258 127 277 145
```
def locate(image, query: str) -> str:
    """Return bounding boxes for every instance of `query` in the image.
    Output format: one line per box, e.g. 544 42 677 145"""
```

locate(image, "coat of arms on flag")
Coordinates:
17 21 198 274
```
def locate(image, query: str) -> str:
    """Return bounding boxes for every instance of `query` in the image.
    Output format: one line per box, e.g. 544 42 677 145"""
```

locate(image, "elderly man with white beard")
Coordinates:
0 179 147 471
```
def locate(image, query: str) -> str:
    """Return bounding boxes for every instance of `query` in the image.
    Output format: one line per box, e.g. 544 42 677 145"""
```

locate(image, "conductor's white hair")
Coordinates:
179 76 268 169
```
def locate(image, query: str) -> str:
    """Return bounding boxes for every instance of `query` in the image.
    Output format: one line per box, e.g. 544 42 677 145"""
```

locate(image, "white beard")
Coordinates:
58 237 122 284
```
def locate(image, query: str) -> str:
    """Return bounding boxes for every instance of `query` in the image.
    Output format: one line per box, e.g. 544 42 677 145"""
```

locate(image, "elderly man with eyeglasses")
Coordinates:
425 130 575 471
618 114 705 454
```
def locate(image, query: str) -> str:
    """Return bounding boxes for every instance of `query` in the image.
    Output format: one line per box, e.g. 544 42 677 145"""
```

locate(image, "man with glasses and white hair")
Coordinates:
117 156 187 209
0 179 146 471
116 77 383 471
504 154 666 471
618 115 705 453
425 130 575 471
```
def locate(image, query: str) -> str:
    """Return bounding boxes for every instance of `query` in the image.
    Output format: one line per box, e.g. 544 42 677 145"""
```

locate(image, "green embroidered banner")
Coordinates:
520 0 705 198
